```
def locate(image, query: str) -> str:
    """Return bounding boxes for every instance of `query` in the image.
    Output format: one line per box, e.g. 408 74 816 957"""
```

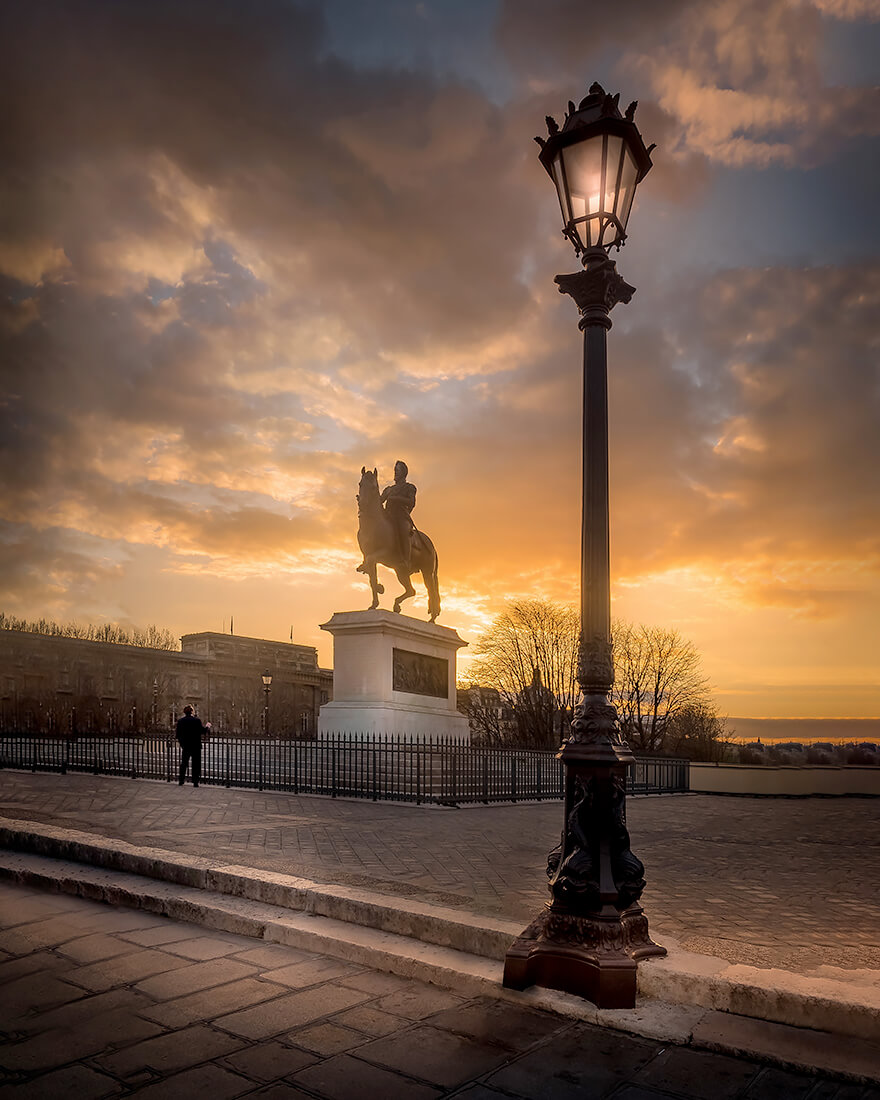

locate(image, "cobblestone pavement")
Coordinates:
1 771 879 975
0 883 877 1099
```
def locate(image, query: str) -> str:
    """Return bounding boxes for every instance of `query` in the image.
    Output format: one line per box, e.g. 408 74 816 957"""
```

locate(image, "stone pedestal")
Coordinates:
318 610 470 741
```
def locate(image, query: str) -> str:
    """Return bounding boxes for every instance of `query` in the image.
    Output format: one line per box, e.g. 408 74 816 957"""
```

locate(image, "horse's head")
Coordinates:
357 466 379 507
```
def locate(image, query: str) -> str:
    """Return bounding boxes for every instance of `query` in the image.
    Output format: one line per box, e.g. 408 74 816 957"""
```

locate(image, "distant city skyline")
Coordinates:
1 1 878 719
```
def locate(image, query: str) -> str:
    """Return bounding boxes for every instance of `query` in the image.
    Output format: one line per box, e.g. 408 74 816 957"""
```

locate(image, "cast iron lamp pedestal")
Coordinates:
502 247 666 1010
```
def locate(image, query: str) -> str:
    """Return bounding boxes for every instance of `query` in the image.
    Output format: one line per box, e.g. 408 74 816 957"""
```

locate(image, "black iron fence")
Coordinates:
0 734 689 805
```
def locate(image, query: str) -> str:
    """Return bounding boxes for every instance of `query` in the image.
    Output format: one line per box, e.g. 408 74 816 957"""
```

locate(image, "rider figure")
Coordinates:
380 460 416 573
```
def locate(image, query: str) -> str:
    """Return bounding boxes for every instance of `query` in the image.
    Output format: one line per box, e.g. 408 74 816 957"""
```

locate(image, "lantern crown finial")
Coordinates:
537 84 654 256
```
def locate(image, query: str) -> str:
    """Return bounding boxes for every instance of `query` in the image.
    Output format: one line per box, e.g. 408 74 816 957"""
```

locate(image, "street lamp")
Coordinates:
503 84 665 1009
261 670 272 737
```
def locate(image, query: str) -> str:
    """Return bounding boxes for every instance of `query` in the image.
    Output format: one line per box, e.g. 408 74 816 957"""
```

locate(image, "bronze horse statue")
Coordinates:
356 467 440 621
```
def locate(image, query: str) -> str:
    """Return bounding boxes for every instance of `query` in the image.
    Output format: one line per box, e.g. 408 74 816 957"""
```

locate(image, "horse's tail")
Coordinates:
418 532 440 622
430 553 440 622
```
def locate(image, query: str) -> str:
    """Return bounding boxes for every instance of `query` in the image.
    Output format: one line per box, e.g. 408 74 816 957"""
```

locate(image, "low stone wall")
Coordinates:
689 763 880 797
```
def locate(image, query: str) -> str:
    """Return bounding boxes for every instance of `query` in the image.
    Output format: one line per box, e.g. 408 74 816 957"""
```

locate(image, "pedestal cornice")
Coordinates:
320 610 467 650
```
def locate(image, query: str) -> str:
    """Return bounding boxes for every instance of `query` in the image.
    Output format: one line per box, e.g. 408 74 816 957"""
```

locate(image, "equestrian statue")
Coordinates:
356 461 441 621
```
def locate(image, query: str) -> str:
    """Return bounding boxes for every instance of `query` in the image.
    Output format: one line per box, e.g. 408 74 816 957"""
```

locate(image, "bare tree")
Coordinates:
0 612 179 650
463 603 723 757
464 599 578 749
664 701 729 761
611 621 712 754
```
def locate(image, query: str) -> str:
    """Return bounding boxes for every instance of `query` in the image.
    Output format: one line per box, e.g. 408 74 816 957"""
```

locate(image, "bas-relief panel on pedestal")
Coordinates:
392 648 448 699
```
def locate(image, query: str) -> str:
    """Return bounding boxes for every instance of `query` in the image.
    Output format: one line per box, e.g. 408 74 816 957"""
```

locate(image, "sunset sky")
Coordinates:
2 0 878 720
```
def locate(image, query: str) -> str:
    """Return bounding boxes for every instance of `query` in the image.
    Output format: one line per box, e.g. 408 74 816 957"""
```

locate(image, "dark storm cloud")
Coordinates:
0 0 536 341
498 0 879 169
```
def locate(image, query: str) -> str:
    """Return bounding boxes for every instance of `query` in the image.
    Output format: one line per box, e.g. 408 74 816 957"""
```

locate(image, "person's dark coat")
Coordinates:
175 714 206 746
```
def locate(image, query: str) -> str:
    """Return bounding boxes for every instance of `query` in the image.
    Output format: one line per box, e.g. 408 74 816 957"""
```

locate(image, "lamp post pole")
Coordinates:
503 85 665 1010
261 670 272 738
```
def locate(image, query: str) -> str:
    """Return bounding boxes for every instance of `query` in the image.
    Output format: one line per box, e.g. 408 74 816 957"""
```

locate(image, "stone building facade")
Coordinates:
0 629 332 738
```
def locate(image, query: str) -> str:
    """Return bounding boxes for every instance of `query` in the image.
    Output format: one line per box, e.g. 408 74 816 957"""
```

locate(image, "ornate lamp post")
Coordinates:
261 670 272 737
503 84 665 1009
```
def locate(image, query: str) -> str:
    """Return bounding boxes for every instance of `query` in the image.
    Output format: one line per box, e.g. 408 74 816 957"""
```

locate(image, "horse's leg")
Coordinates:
365 558 384 609
392 567 417 614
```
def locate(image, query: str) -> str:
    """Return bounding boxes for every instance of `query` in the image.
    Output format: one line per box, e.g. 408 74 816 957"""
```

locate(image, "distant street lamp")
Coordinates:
503 84 665 1009
261 670 272 737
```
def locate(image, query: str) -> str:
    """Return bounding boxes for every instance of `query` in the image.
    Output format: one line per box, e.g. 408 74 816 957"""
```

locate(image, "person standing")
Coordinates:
175 705 206 788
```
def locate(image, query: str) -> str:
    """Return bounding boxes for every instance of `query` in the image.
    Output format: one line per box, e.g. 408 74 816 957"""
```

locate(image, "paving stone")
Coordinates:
216 985 370 1040
0 952 67 982
742 1066 820 1098
0 915 94 951
135 958 256 1000
65 948 182 991
0 894 86 926
371 985 466 1020
0 928 43 957
632 1045 762 1098
354 1024 510 1088
159 936 250 961
0 1010 164 1072
220 1039 317 1082
485 1023 658 1100
451 1088 514 1100
337 969 414 995
291 1052 443 1100
121 1063 252 1099
609 1088 682 1099
692 1009 880 1084
259 956 361 988
330 1004 411 1037
425 997 568 1051
231 944 312 969
0 1063 120 1099
0 971 89 1026
118 924 207 947
288 1021 367 1056
56 932 140 964
139 977 290 1028
96 1023 245 1077
12 987 152 1035
244 1086 315 1099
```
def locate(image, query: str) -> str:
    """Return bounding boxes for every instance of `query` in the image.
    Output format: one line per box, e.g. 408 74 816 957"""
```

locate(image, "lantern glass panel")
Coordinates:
551 154 568 225
615 144 639 237
561 134 604 249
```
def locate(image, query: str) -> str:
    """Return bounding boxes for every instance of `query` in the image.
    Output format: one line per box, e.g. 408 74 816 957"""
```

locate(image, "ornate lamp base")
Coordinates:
503 902 665 1009
503 747 666 1010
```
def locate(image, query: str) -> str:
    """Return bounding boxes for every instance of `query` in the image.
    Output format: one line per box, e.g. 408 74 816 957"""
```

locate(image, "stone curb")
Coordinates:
1 817 878 1067
0 817 517 958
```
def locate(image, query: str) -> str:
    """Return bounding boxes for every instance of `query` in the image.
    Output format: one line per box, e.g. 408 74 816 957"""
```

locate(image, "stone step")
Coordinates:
1 815 878 1059
0 848 878 1085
